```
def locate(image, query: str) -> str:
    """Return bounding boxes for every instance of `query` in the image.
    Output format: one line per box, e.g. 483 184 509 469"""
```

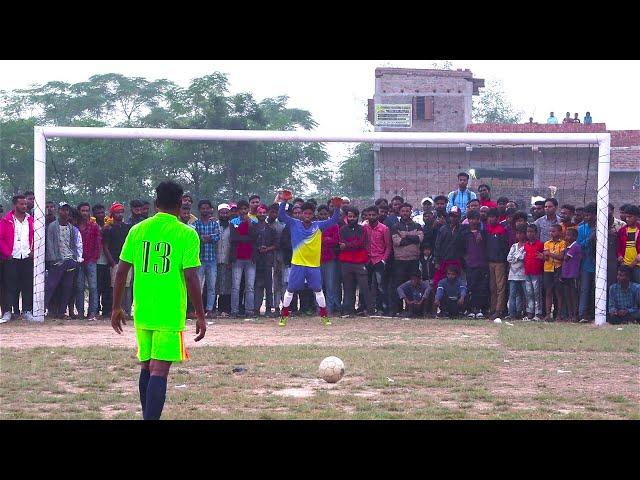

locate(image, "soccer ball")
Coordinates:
319 356 345 383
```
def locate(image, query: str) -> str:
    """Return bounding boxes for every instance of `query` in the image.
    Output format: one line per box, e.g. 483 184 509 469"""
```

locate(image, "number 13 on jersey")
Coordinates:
142 241 172 274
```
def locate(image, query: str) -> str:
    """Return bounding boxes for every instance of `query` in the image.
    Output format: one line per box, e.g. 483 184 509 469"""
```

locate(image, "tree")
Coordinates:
333 143 374 201
431 60 454 70
0 71 332 208
472 79 522 124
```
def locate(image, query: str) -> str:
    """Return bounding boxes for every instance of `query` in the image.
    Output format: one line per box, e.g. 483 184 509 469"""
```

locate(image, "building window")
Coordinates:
415 96 426 120
414 96 434 121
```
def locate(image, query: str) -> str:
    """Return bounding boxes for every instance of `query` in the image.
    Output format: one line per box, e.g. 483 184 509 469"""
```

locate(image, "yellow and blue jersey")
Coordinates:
278 202 340 267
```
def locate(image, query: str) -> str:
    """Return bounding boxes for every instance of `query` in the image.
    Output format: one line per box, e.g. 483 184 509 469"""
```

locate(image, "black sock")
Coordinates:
139 369 150 413
144 375 168 420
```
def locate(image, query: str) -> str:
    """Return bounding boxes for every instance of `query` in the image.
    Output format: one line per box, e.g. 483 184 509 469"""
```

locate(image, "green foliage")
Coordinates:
333 143 374 201
0 71 336 208
472 79 522 124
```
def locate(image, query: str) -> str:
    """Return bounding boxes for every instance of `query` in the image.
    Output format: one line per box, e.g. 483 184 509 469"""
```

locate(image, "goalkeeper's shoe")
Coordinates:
279 307 289 327
319 308 331 326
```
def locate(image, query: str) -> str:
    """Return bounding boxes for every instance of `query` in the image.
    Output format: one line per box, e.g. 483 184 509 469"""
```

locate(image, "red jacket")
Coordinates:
321 224 340 263
617 223 640 260
0 211 35 260
479 198 497 209
338 223 369 264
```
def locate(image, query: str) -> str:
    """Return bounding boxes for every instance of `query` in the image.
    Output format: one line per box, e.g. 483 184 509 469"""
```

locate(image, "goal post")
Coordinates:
32 127 611 325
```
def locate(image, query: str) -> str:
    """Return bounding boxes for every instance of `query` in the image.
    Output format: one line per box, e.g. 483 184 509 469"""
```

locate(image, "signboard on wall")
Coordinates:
375 104 412 127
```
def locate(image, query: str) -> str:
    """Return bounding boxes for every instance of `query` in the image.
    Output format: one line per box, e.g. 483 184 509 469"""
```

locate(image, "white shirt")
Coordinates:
12 213 31 259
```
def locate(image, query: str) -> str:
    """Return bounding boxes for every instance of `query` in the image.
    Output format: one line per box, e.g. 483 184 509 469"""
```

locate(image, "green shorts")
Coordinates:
135 328 189 363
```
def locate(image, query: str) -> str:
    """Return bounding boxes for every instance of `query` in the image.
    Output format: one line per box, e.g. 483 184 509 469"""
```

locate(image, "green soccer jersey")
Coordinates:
119 212 201 331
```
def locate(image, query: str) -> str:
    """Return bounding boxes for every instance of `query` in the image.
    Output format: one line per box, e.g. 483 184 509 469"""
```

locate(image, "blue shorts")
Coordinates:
287 265 322 292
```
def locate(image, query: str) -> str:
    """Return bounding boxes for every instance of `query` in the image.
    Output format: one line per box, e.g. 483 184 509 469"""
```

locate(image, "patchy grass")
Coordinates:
498 322 640 352
1 320 638 419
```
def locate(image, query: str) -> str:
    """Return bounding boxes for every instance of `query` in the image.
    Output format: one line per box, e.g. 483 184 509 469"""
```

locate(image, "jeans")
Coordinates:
2 257 33 313
466 266 489 311
367 261 387 313
198 260 217 311
96 264 112 316
45 259 77 315
75 261 98 316
321 260 341 314
523 274 542 316
579 270 595 319
272 258 284 311
231 259 255 314
440 296 461 317
608 311 640 324
341 262 371 314
507 280 525 317
255 264 273 313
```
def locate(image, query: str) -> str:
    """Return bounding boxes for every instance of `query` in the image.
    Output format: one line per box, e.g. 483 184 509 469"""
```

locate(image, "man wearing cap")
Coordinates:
215 203 233 316
341 197 351 207
412 197 434 226
102 202 132 316
44 202 83 317
446 172 477 216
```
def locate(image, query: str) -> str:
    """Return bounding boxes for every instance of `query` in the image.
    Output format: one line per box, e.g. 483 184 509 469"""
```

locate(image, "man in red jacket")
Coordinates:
0 195 35 323
339 206 372 316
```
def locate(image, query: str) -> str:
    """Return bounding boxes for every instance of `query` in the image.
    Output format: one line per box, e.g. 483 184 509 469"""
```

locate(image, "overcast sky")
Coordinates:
2 60 638 161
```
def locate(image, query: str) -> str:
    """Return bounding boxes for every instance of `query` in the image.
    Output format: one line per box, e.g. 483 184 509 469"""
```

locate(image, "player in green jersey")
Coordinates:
111 181 206 420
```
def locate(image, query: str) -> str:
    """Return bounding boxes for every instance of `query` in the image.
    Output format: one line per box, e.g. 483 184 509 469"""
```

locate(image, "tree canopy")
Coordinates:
0 72 333 209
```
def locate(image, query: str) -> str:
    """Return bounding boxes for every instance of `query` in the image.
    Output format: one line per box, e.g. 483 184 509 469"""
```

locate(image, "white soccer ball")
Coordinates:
493 318 502 324
319 356 345 383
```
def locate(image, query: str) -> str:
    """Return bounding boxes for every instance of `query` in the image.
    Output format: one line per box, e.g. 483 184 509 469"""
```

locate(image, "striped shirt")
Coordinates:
193 218 221 262
608 282 640 315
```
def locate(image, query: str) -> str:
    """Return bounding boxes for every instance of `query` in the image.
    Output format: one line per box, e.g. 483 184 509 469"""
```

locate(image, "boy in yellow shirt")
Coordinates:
542 224 566 322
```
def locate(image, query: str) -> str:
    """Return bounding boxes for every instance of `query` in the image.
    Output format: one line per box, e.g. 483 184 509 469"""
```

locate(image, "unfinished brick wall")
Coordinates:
374 145 603 209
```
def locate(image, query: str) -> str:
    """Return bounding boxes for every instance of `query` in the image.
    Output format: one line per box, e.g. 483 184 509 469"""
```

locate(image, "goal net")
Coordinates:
29 127 611 324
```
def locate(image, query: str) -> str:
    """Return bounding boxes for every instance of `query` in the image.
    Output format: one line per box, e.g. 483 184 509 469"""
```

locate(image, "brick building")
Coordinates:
369 67 639 209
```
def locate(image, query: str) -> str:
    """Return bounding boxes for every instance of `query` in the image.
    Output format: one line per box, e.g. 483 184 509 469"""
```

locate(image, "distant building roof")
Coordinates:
375 68 484 95
466 123 639 147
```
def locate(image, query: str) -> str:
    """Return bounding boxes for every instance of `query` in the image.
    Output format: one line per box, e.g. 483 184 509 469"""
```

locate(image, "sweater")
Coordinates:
390 219 423 261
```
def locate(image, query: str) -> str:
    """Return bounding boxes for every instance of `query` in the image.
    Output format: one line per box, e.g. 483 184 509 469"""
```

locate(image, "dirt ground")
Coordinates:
1 317 638 419
0 317 498 349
